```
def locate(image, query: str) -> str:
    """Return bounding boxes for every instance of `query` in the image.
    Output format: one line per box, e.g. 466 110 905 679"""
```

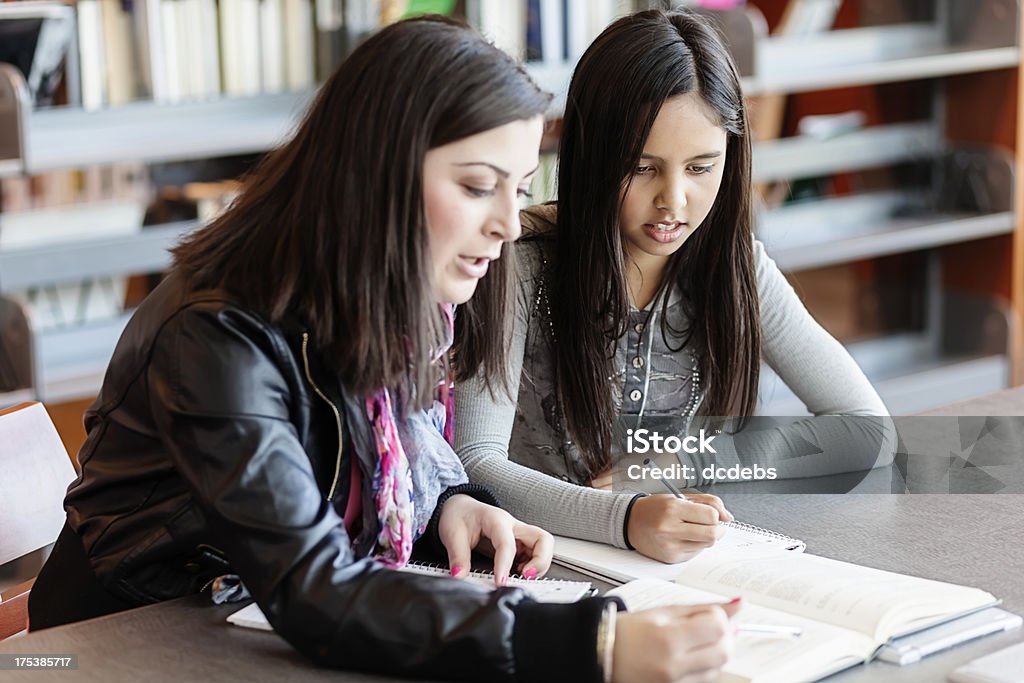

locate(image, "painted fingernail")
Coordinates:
450 565 462 577
727 597 742 605
523 568 538 579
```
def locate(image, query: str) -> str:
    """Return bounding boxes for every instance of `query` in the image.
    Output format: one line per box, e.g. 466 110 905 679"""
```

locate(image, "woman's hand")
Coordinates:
612 600 740 683
437 494 553 586
627 493 733 563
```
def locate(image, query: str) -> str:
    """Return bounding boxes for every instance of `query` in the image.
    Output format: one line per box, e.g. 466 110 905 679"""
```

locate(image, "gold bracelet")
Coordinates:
596 601 618 683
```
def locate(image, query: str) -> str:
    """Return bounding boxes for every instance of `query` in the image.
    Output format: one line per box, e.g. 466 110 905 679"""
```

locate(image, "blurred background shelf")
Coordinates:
718 0 1024 414
752 122 938 183
743 38 1019 95
0 221 194 289
9 93 313 176
761 348 1007 417
759 195 1014 270
29 311 132 404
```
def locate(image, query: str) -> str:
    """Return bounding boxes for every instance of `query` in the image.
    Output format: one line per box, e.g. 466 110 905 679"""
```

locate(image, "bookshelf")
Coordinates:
9 92 312 174
705 0 1022 414
5 0 1019 414
0 0 628 406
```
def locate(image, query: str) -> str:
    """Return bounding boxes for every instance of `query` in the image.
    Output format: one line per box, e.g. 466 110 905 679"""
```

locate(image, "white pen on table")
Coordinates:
736 623 803 637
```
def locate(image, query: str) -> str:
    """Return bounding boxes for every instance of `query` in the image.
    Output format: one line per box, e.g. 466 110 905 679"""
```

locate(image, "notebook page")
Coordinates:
228 565 593 630
402 562 592 603
226 603 272 631
553 520 805 585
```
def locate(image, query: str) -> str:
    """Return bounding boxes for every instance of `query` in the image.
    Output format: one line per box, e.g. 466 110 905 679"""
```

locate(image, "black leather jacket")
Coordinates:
59 272 610 682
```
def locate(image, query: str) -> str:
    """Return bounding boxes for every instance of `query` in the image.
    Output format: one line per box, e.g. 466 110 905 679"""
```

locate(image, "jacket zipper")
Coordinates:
301 332 344 502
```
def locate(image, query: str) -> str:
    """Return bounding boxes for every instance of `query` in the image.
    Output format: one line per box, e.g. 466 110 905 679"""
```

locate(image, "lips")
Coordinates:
456 255 491 279
642 221 687 244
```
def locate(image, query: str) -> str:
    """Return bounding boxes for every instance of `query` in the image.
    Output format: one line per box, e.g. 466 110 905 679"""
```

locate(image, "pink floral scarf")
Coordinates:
366 304 459 567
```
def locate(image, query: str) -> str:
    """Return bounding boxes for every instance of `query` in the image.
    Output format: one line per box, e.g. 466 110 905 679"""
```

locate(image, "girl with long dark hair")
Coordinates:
455 9 890 564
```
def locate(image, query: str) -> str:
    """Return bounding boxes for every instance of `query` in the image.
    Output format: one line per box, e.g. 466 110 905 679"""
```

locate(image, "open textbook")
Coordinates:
606 547 998 683
227 562 593 631
554 520 805 585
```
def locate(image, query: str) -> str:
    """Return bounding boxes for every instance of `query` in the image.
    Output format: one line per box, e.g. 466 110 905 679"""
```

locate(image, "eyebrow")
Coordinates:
454 162 541 179
640 151 723 163
454 162 510 178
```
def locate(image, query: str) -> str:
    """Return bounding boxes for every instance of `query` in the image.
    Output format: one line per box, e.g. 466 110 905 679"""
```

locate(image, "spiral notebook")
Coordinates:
227 562 593 631
553 520 805 585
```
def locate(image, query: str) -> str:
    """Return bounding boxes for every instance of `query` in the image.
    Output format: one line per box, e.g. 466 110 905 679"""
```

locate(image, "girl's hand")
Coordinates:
680 491 734 523
612 600 740 683
627 494 732 563
437 494 553 586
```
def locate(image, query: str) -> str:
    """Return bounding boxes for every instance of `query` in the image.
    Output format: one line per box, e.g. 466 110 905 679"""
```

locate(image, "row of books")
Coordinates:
477 0 630 64
0 0 638 110
77 0 319 107
0 164 150 215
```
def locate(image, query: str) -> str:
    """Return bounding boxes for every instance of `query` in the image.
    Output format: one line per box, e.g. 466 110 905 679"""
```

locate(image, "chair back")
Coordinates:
0 402 77 638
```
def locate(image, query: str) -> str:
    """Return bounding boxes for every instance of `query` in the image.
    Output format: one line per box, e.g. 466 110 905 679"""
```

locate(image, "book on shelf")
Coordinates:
313 0 345 81
101 0 137 105
553 520 805 585
259 0 286 93
226 561 594 631
133 0 167 101
219 0 262 97
77 0 107 110
606 547 999 683
474 0 526 60
282 0 315 91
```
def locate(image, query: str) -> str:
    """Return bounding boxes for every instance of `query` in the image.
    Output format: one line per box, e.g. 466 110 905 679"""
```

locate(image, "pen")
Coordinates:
642 458 686 498
736 623 803 637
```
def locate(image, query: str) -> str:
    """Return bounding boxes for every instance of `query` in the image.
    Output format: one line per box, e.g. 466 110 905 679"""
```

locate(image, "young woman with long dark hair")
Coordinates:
27 16 738 683
455 9 890 564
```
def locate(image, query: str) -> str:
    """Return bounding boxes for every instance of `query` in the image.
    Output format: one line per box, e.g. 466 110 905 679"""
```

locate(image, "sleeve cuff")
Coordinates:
437 482 501 510
512 596 626 683
418 484 502 560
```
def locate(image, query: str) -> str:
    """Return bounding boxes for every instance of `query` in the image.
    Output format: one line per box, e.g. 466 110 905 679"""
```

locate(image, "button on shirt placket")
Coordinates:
623 311 654 414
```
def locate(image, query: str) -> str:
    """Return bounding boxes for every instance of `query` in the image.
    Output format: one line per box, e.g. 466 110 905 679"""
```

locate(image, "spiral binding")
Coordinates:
405 562 596 603
726 520 800 545
406 561 545 583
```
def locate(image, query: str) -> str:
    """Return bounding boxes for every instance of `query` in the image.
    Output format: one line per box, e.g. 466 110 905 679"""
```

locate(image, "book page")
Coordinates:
675 548 995 641
608 579 873 683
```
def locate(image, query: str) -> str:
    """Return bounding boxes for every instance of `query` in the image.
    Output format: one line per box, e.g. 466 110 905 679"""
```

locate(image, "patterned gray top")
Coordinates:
510 237 705 485
455 209 888 548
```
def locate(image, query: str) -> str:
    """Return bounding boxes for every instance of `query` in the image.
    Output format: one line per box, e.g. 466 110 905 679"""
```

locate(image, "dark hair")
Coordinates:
551 8 760 476
173 16 550 407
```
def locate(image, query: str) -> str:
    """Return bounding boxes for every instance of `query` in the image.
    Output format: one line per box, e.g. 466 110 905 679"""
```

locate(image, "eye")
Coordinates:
517 187 533 199
689 164 714 175
634 165 656 176
463 185 496 198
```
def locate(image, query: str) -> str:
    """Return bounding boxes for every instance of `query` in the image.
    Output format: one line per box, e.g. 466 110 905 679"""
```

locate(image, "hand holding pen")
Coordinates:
623 458 734 563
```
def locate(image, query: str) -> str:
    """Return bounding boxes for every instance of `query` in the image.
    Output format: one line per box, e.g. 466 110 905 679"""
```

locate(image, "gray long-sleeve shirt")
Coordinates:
455 212 888 549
